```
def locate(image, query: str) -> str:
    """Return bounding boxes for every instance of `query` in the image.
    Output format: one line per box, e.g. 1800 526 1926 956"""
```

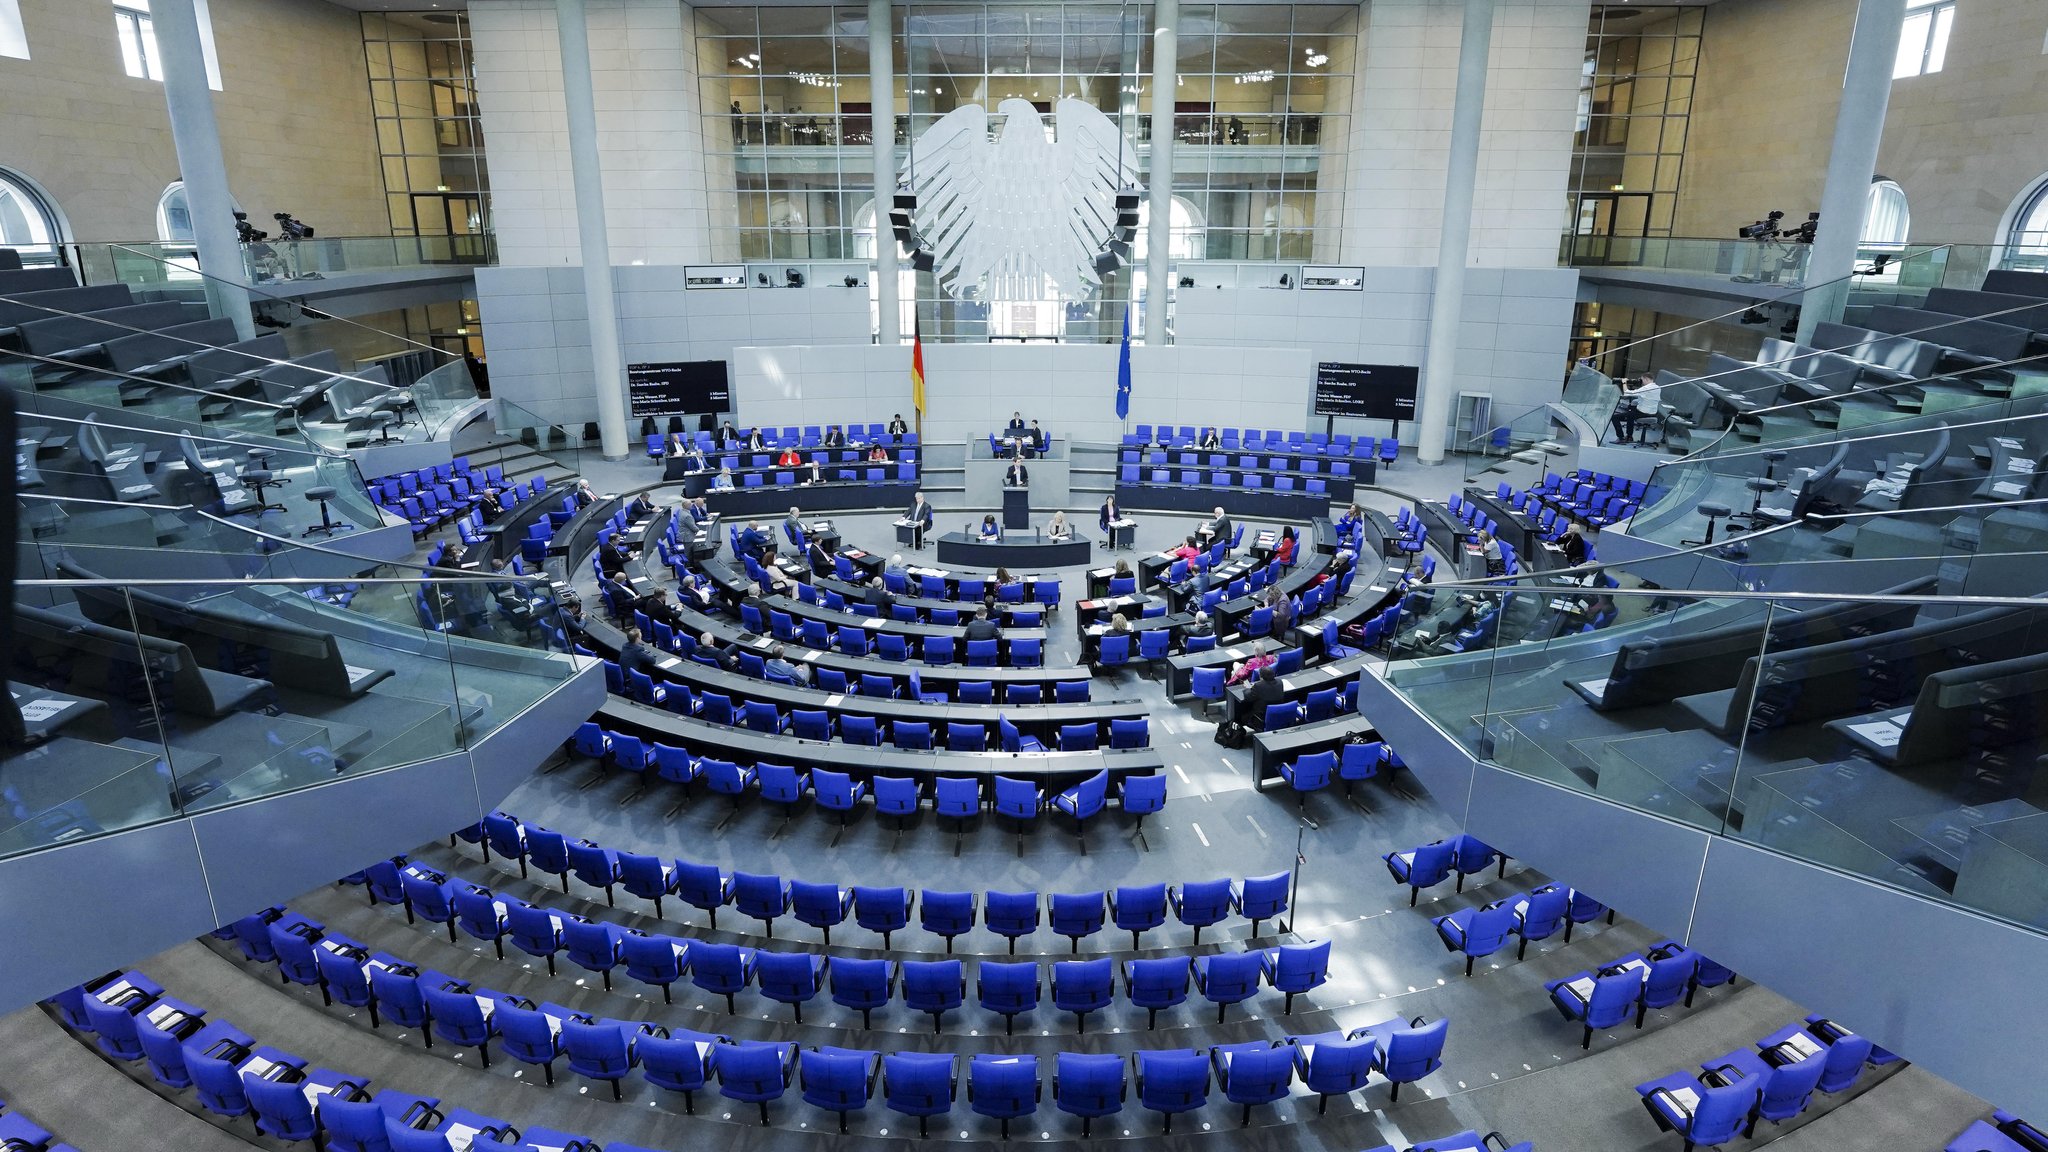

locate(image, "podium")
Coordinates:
1002 488 1031 530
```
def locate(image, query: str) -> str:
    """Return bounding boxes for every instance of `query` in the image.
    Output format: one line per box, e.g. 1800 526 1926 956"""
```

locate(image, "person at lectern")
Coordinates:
906 491 935 547
1099 495 1124 534
1005 454 1030 487
979 514 1002 542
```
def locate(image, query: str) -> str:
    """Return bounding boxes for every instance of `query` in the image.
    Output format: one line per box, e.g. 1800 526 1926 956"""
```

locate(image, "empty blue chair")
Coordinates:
1735 1047 1828 1134
1640 943 1701 1022
421 984 497 1065
621 932 686 1003
1189 666 1228 718
1212 1041 1294 1126
1288 1031 1377 1114
249 1069 369 1143
896 721 933 751
853 885 914 948
1512 884 1572 959
1360 1014 1450 1101
920 890 978 952
81 994 148 1061
1234 871 1291 936
977 960 1041 1035
401 872 460 943
564 1018 643 1100
935 776 980 842
984 890 1041 954
733 870 793 937
1124 957 1192 1028
1384 839 1457 905
690 941 759 1014
1279 750 1334 811
1119 775 1167 849
1049 890 1106 952
755 950 829 1023
831 957 897 1029
185 1042 261 1121
969 1053 1041 1140
367 966 430 1038
1096 632 1131 671
1111 883 1168 950
842 715 884 746
1051 769 1108 845
1134 1049 1210 1134
451 888 509 958
1434 898 1518 976
1449 833 1506 891
617 852 676 918
756 763 809 824
674 860 731 928
791 879 853 944
563 918 624 990
1635 1068 1761 1151
717 1040 798 1126
640 1031 716 1113
802 1046 881 1134
883 1051 957 1137
1547 964 1644 1049
1050 957 1114 1034
902 959 966 1033
811 769 866 833
1170 878 1233 945
1262 940 1331 1014
1192 951 1264 1023
1053 1051 1125 1137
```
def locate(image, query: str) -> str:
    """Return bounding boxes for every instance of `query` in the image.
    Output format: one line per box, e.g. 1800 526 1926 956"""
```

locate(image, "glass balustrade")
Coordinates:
4 509 577 862
1378 563 2048 934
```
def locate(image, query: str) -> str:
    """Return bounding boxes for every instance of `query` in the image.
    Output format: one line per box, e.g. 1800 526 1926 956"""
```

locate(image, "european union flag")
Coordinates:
1114 310 1132 420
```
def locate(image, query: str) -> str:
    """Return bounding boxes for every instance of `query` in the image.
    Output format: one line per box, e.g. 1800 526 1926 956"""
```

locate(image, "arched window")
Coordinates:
1862 179 1909 249
156 181 193 242
2006 175 2048 272
0 167 64 264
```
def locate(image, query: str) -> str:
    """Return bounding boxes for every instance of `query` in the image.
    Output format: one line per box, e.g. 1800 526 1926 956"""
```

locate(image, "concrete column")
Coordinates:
1416 0 1494 466
557 0 629 459
1143 0 1177 345
1795 0 1907 345
151 0 253 341
869 0 900 345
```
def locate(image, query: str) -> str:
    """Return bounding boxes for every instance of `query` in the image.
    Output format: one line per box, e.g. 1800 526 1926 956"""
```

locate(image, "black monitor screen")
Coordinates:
628 361 731 417
1314 362 1418 421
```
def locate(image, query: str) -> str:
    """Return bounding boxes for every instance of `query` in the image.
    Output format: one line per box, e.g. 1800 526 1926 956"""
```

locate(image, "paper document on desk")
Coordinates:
1847 717 1905 747
18 699 68 722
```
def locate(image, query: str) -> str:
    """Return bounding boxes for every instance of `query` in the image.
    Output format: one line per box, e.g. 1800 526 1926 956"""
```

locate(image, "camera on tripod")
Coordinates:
233 211 268 244
1737 210 1785 240
273 213 315 241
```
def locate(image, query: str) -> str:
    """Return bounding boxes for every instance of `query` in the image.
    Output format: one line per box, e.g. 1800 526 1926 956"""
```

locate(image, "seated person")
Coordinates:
868 444 891 462
737 521 770 559
1558 524 1590 567
738 581 771 622
883 552 908 582
808 535 835 577
776 446 803 467
822 424 846 448
964 607 1001 642
478 487 505 524
1197 427 1221 450
696 629 741 671
639 587 682 629
1199 506 1231 546
764 642 810 685
1027 419 1048 457
572 479 598 508
1169 535 1201 562
979 514 1002 542
1226 642 1274 686
1273 527 1297 568
1046 510 1073 541
1267 585 1294 634
628 491 658 519
711 467 736 491
686 497 712 522
597 535 630 577
745 427 767 451
717 420 739 446
1181 610 1214 646
677 572 717 612
1104 612 1132 636
864 576 895 614
616 627 657 681
669 432 693 457
782 507 805 544
762 563 794 596
1242 664 1285 728
1004 411 1028 439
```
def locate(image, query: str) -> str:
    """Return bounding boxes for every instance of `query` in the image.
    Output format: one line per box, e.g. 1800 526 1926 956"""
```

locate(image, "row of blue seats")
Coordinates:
1119 448 1372 475
1635 1015 1896 1150
258 875 1336 1043
596 674 1151 754
718 464 917 488
1544 941 1734 1049
46 967 556 1152
669 424 914 451
1119 465 1340 495
457 813 1285 950
1124 425 1400 460
619 622 1092 701
393 473 551 541
1390 506 1428 554
1430 883 1613 976
646 441 919 466
0 1098 73 1152
366 456 504 507
1527 471 1644 529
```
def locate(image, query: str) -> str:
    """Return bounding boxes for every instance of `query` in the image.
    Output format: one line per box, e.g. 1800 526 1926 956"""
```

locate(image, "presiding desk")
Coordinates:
936 530 1091 570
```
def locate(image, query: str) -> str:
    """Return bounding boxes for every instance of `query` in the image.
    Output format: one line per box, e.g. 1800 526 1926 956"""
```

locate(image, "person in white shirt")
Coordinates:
1610 374 1662 443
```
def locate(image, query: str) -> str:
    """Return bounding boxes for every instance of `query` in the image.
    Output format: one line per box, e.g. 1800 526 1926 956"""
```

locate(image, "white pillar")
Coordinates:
1143 0 1177 346
151 0 253 341
1795 0 1907 345
869 0 900 346
557 0 629 459
1416 0 1494 466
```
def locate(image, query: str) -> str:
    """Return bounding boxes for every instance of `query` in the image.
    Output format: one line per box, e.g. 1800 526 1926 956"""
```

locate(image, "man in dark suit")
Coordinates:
739 581 771 625
1004 453 1030 487
964 607 1001 642
617 627 656 681
746 427 767 451
823 424 846 448
887 413 910 437
478 488 504 524
906 490 934 548
1004 412 1028 439
639 588 682 630
695 629 741 671
1202 506 1231 548
1027 419 1048 457
864 576 895 615
808 535 835 576
737 521 769 560
1242 664 1285 729
597 535 629 577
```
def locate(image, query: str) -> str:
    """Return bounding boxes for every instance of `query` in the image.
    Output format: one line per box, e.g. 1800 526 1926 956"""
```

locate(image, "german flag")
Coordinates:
911 318 927 418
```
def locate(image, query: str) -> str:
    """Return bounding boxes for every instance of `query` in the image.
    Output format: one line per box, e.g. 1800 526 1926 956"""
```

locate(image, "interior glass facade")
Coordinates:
1566 5 1701 260
362 11 492 249
696 2 1351 300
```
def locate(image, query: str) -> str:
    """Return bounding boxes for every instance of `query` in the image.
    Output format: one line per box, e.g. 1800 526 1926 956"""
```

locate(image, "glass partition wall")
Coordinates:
695 2 1354 341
